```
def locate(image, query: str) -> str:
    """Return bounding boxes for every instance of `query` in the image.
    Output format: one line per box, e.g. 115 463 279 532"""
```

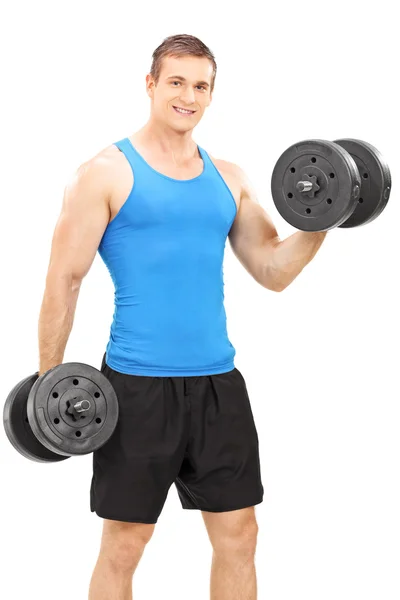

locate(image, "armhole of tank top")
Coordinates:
108 143 136 226
202 150 238 224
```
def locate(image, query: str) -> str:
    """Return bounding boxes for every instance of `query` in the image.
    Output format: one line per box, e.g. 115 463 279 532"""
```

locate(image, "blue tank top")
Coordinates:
98 137 237 376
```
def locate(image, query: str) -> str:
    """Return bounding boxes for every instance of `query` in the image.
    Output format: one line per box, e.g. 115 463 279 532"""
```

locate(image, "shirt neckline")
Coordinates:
125 138 207 183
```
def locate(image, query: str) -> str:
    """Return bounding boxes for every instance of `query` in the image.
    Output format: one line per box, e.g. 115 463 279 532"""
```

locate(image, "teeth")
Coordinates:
174 107 193 114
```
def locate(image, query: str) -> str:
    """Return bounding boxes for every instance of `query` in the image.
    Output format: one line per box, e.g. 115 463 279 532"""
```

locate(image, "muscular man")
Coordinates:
38 34 326 600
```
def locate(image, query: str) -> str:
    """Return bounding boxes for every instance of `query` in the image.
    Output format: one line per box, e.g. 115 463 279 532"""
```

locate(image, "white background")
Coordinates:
1 1 399 598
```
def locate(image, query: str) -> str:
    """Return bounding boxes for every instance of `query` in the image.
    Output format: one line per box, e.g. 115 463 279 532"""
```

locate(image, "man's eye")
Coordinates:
172 81 181 86
197 86 206 91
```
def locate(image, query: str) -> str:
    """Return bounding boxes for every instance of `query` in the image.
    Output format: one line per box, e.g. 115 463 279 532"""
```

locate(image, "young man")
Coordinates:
38 34 326 600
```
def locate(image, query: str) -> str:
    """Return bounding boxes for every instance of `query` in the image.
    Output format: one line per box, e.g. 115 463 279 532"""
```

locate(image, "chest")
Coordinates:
110 154 240 223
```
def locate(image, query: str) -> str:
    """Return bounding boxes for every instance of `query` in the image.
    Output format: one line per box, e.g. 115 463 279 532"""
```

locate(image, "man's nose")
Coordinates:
179 87 196 105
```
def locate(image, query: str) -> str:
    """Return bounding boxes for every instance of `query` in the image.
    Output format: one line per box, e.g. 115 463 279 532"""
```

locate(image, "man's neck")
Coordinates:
131 121 198 163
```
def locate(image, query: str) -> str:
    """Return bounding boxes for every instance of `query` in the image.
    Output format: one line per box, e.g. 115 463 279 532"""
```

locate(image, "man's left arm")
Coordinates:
228 166 327 292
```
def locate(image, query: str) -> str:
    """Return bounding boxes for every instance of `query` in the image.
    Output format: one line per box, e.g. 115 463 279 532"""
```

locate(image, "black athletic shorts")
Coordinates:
90 354 264 524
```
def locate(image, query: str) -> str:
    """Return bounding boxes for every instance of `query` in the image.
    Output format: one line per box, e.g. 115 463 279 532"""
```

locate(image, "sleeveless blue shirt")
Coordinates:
98 138 237 376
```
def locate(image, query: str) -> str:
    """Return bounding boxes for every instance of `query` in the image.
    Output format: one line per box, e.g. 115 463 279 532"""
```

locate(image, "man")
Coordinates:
38 34 326 600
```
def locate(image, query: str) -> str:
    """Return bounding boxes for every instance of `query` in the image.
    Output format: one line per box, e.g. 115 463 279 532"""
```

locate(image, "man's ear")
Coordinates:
146 73 155 98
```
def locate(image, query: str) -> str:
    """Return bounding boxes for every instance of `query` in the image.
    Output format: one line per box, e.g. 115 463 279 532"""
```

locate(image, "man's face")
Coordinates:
147 55 213 132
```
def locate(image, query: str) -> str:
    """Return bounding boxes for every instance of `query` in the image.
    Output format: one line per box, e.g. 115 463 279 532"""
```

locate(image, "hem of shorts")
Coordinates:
91 509 158 524
105 357 236 377
182 497 264 513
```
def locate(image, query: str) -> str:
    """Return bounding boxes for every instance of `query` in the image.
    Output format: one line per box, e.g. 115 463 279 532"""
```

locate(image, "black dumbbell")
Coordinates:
271 139 391 231
3 362 119 463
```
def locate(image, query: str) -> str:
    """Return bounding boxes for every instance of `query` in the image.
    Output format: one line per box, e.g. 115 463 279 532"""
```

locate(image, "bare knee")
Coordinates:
209 515 259 564
100 520 155 572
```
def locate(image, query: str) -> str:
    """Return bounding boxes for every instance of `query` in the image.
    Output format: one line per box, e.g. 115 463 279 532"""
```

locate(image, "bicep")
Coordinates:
229 172 279 282
229 196 277 253
46 160 111 284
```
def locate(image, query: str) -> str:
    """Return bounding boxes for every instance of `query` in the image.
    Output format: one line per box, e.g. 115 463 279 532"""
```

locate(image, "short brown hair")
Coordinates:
150 34 217 92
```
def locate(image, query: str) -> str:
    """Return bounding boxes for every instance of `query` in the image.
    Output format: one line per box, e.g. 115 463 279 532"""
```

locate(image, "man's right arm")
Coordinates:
37 156 113 375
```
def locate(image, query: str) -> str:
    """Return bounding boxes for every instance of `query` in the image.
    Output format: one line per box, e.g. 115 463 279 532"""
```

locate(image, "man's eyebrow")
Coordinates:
166 75 210 87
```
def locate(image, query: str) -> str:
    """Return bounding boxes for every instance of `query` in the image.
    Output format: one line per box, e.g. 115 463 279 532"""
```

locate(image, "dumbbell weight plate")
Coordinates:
334 139 391 228
27 362 119 457
3 374 69 463
271 139 361 231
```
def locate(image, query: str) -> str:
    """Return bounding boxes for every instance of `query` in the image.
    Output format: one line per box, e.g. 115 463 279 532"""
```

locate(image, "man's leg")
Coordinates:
202 506 259 600
89 360 190 598
88 519 155 600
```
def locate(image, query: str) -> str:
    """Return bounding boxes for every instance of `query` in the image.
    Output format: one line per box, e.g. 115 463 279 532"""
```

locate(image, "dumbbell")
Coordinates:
271 139 391 231
3 362 119 463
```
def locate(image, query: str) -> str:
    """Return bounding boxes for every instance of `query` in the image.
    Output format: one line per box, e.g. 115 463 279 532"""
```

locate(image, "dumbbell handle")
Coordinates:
296 180 314 193
73 399 91 413
66 398 91 419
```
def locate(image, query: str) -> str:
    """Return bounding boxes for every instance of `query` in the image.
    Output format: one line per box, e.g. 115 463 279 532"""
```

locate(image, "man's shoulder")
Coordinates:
207 153 246 187
87 142 124 171
74 143 126 186
208 154 239 174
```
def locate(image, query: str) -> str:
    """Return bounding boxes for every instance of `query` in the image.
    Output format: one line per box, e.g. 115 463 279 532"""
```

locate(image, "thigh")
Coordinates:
175 368 264 512
91 356 190 523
